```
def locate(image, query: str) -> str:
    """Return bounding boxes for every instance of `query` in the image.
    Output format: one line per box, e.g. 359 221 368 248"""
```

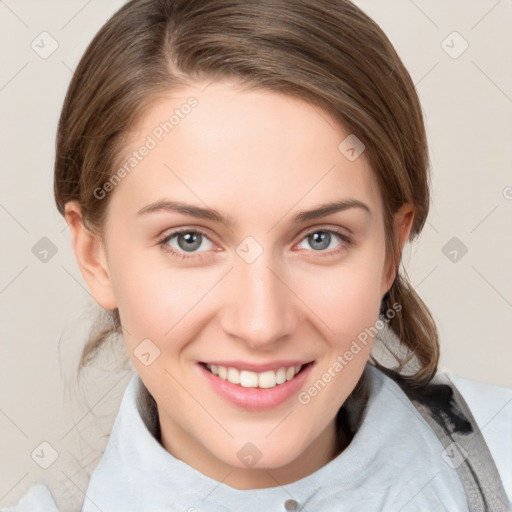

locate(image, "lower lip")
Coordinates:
197 362 314 411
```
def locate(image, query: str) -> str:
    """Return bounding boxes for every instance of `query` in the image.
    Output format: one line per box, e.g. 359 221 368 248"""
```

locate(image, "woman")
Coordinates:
4 0 510 510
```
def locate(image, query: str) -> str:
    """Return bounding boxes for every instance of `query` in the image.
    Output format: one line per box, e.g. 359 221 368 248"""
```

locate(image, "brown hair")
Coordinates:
55 0 438 385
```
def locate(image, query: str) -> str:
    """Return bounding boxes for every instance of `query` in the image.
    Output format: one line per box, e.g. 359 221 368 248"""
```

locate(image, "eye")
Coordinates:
157 227 352 261
158 228 216 259
295 228 352 256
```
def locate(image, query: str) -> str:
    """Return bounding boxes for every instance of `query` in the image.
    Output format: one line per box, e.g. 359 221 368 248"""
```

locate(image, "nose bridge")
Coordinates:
220 250 297 347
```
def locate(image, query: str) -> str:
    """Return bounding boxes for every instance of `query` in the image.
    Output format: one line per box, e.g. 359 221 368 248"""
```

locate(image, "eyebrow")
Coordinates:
136 199 371 226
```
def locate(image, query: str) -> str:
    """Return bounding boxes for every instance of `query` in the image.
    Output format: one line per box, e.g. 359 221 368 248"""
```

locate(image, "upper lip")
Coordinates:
201 360 314 373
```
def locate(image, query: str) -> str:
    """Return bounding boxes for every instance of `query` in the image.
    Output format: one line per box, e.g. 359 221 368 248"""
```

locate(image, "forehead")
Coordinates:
108 80 382 226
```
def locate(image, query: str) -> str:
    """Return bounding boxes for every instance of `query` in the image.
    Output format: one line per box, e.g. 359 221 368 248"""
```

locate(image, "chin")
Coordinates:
222 433 311 471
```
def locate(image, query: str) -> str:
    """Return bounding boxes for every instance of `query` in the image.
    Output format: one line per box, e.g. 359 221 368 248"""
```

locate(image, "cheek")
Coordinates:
109 251 216 349
294 247 386 343
293 259 384 422
107 249 167 338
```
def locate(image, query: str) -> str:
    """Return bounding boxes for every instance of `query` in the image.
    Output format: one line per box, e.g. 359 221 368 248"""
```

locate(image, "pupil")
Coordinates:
178 232 202 251
309 232 330 250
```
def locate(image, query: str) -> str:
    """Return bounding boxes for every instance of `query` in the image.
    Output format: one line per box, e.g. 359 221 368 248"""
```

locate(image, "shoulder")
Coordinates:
440 369 512 501
1 483 60 512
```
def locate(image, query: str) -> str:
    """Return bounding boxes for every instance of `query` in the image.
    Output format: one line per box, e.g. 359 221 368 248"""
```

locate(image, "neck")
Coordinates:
158 411 349 490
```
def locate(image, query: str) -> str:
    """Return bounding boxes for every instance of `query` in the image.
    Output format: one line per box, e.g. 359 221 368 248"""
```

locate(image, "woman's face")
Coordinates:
80 80 404 488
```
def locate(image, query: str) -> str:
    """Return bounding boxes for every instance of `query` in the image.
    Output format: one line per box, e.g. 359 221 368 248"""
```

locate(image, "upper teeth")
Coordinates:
206 363 302 389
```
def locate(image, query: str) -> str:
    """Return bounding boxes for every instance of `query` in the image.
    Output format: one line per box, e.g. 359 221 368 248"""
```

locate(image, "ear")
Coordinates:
381 203 415 295
64 201 117 310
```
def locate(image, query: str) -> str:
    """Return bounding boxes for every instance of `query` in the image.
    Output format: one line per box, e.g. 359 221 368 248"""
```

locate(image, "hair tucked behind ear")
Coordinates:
55 0 439 385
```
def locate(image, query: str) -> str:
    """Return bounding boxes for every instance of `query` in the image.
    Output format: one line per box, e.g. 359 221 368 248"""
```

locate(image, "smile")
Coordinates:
198 361 315 410
204 363 303 389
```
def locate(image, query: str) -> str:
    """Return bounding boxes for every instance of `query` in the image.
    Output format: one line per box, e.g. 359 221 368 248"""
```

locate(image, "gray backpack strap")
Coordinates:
380 366 511 512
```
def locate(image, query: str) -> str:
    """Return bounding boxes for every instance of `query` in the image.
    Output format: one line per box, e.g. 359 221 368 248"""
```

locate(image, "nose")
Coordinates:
218 253 298 350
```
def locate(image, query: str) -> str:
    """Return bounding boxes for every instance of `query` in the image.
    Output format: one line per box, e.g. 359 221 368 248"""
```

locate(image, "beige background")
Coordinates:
1 0 511 508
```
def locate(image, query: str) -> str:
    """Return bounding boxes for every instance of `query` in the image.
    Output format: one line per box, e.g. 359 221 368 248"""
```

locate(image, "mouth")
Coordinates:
200 361 313 389
197 361 315 410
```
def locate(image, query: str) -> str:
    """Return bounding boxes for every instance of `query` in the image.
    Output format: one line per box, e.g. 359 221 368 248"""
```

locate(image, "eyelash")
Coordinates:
156 227 353 261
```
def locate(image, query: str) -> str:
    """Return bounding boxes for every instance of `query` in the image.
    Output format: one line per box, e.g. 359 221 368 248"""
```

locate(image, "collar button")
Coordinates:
284 499 299 511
